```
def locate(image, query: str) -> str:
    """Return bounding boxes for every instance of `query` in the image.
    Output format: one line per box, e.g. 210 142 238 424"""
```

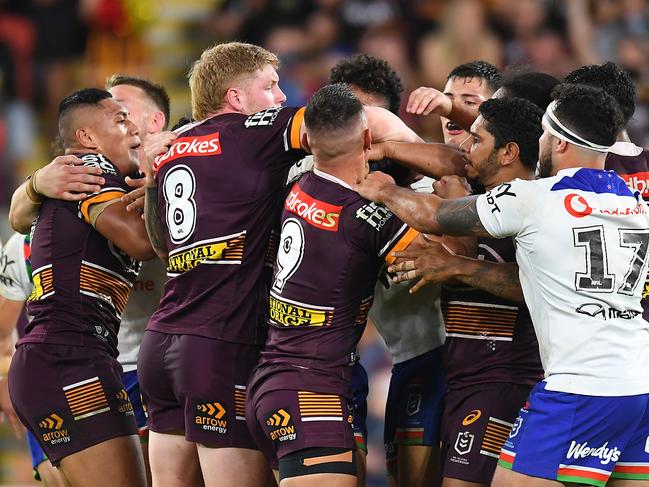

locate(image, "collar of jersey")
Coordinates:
313 167 353 190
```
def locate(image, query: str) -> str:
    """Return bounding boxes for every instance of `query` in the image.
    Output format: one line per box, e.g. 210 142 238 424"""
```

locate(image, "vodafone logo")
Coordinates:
564 193 593 218
285 185 342 232
154 133 221 170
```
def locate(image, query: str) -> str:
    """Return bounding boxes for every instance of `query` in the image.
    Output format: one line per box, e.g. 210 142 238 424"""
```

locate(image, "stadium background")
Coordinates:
1 0 649 484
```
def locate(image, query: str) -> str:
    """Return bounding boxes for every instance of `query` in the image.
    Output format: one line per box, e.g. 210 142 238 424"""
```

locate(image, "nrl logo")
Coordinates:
454 431 474 456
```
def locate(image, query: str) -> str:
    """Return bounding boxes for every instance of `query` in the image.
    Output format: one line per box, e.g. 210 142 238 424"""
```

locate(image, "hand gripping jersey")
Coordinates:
149 107 307 345
19 153 140 356
256 169 418 396
441 236 543 390
476 168 649 396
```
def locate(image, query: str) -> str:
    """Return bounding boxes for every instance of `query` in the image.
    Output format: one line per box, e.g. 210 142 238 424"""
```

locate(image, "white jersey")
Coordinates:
287 155 315 183
0 233 32 302
369 176 445 363
118 259 165 371
476 167 649 396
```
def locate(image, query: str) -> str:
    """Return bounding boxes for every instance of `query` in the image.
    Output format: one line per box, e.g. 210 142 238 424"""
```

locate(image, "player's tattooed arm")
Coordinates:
435 196 489 237
144 186 168 263
354 172 490 237
389 241 524 301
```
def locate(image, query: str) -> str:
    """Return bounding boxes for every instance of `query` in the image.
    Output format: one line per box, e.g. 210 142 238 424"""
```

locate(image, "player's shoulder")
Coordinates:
242 106 302 130
350 198 398 233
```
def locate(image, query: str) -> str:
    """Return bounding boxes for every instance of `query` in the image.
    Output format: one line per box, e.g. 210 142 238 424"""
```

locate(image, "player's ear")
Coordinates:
150 112 165 133
225 88 243 112
301 132 311 153
76 127 98 150
556 138 569 154
500 141 519 167
363 128 372 151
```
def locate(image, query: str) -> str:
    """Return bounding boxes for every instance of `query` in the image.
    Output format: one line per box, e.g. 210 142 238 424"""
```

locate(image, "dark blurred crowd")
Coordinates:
201 0 649 143
3 0 649 205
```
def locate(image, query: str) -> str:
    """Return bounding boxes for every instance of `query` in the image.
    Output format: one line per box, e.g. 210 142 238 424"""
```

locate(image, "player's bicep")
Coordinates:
436 196 491 237
94 200 156 261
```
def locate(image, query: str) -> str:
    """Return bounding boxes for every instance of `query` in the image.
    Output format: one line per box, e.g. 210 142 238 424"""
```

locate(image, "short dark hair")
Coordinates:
58 88 113 147
106 74 171 129
502 72 559 110
329 54 403 114
478 97 544 169
305 83 364 134
448 61 503 93
564 62 636 125
551 83 624 148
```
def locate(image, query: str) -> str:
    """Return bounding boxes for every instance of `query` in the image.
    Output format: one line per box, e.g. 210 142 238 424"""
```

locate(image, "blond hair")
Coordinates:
189 42 279 120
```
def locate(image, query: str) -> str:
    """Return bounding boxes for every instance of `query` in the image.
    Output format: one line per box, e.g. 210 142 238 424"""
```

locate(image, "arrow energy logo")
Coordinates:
266 408 296 442
194 401 228 434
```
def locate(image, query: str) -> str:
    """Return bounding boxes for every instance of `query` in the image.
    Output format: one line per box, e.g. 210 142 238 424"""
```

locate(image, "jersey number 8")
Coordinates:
163 165 197 245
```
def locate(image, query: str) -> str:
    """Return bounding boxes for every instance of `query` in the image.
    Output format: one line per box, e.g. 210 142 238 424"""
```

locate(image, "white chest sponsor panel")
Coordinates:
476 168 649 396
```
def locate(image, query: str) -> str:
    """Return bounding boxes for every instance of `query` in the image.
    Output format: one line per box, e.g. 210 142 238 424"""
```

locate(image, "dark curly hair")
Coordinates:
552 83 624 148
564 62 636 126
329 54 403 114
501 72 559 110
448 61 503 93
478 97 544 169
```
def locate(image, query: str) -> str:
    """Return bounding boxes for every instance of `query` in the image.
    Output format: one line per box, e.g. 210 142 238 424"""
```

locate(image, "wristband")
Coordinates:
25 170 45 204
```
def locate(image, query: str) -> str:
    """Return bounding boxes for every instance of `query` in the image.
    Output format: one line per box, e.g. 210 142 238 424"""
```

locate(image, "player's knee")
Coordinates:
279 447 357 481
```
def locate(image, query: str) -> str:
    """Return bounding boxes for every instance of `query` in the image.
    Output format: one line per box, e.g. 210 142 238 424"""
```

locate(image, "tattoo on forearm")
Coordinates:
144 186 168 260
436 196 487 236
461 261 524 303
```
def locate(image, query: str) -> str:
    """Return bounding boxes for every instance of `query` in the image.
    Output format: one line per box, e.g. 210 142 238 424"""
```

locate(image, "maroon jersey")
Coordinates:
256 169 418 396
605 141 649 321
20 153 140 356
441 237 543 390
148 106 307 345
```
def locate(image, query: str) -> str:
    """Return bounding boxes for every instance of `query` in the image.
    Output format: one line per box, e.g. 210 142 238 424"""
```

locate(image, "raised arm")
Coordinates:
364 105 423 143
9 155 105 233
369 141 467 178
406 86 480 132
354 172 490 237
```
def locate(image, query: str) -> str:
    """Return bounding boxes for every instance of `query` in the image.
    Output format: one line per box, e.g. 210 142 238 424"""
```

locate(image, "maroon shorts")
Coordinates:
137 330 260 448
441 382 532 484
8 343 137 465
246 368 356 470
